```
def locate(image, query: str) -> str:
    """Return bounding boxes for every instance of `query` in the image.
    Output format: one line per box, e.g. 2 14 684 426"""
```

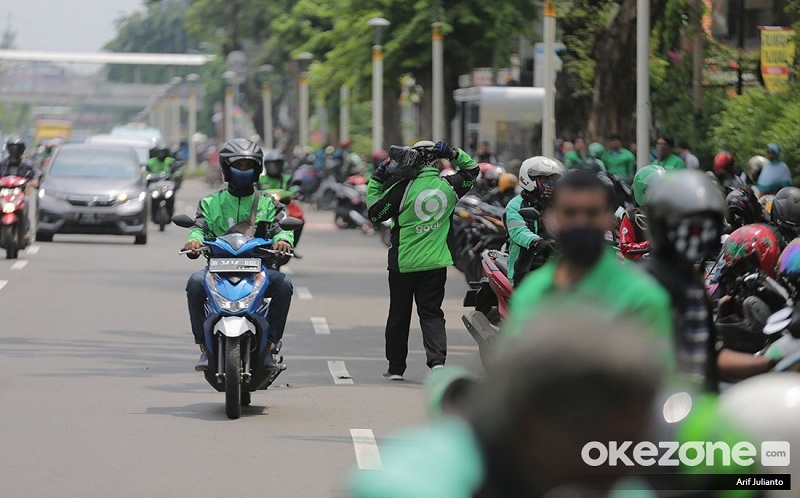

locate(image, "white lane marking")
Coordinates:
327 361 354 385
311 317 330 335
26 245 40 255
282 266 294 275
10 260 28 270
0 280 6 291
350 429 383 470
296 286 312 300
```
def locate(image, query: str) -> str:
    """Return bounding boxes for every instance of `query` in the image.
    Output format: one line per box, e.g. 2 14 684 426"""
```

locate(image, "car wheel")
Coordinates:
134 233 148 245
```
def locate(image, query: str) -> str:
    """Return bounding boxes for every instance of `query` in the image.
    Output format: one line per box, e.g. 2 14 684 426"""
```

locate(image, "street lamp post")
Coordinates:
542 0 556 158
186 73 200 172
259 64 275 150
432 1 444 141
295 52 313 149
636 0 650 169
340 84 350 144
169 76 183 149
368 17 390 152
224 86 234 141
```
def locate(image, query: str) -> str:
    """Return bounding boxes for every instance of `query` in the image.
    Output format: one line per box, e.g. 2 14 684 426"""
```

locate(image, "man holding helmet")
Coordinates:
367 140 479 380
504 156 564 287
183 138 294 372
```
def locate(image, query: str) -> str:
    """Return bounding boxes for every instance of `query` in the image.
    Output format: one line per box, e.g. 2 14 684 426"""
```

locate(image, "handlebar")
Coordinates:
177 246 294 258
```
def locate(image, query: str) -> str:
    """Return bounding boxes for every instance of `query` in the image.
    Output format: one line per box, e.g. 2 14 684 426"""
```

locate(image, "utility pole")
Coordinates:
636 0 651 169
432 0 444 141
542 0 556 158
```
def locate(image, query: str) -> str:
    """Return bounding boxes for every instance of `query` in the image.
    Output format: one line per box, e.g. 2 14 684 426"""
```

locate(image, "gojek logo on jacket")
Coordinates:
414 189 450 233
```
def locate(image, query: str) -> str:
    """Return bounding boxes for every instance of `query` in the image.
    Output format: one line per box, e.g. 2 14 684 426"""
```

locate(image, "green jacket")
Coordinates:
563 150 586 170
504 248 675 370
601 148 636 180
367 149 479 273
258 173 297 193
504 194 540 284
146 157 175 174
187 189 294 246
654 154 686 170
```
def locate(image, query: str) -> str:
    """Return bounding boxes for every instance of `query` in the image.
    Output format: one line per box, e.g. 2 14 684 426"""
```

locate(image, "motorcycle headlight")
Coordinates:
165 190 173 199
38 189 45 199
2 202 15 214
137 191 146 202
151 190 160 199
205 271 267 312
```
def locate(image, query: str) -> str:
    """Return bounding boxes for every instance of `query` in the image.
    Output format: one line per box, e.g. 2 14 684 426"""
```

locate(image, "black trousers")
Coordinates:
385 268 448 375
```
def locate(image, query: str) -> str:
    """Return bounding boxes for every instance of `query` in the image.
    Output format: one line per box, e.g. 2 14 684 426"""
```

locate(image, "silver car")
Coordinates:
36 144 148 244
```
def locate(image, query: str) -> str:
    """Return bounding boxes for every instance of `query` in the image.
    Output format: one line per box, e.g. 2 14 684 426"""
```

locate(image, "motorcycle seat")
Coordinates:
494 256 509 276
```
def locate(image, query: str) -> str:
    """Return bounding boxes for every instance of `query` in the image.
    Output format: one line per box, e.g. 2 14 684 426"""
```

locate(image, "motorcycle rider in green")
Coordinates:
367 140 478 380
146 144 175 174
258 149 297 193
505 156 564 287
184 138 294 372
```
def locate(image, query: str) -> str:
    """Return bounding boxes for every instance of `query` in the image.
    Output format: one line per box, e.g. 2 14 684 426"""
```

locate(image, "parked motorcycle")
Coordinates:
172 213 304 419
146 172 176 232
0 175 30 259
451 195 507 283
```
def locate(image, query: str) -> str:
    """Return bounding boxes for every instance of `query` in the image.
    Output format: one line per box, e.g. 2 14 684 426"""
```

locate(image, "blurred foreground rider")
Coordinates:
184 138 294 372
367 140 478 380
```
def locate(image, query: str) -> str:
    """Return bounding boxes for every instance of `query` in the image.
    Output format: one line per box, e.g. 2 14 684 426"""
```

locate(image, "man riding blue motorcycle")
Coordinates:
183 138 294 373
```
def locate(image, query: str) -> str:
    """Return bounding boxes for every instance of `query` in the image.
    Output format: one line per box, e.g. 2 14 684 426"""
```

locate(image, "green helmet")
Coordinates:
588 142 605 159
633 164 666 206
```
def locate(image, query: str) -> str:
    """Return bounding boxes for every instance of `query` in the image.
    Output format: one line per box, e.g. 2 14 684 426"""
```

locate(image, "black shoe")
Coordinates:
430 361 445 370
264 342 280 373
195 346 208 371
382 371 404 381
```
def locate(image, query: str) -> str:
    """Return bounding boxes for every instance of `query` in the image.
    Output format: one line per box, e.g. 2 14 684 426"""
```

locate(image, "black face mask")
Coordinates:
558 225 606 268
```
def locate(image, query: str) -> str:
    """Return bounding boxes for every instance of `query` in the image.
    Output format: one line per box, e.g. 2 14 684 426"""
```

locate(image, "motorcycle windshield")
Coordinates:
207 235 272 257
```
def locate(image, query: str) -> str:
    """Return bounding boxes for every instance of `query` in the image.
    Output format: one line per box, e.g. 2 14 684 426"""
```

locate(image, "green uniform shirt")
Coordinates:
367 149 478 273
563 150 586 170
505 248 675 369
653 154 686 170
505 194 540 283
146 157 175 174
187 189 294 246
601 148 637 180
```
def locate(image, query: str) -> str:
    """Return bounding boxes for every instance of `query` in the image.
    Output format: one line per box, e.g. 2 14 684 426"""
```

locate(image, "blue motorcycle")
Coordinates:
173 213 303 419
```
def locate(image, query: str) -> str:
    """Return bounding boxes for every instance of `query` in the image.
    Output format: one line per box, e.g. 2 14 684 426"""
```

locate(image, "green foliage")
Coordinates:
105 0 201 83
709 85 800 178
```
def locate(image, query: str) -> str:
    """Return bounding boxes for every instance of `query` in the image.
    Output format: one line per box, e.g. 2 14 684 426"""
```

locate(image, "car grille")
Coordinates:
65 194 117 207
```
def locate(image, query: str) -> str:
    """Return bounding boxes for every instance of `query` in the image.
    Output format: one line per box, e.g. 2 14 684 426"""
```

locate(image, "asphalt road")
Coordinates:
0 179 480 497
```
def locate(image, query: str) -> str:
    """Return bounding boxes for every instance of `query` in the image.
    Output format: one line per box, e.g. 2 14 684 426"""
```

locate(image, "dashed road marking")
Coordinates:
26 245 40 255
0 280 7 291
10 260 28 270
296 287 312 300
311 317 330 335
327 361 354 385
350 429 383 469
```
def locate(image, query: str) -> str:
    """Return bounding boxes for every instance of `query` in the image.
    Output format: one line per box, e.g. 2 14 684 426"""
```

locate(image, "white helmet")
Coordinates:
719 372 800 492
746 155 768 178
518 156 565 192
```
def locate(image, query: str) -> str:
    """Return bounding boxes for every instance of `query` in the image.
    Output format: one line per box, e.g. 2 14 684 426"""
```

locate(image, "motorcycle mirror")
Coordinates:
279 217 304 231
519 207 541 222
171 214 195 228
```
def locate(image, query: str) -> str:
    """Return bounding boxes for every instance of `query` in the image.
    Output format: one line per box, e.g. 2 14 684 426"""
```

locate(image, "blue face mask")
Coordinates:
229 168 254 189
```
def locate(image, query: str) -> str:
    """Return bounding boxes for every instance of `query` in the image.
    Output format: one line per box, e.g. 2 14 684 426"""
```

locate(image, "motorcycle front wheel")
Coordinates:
225 336 242 419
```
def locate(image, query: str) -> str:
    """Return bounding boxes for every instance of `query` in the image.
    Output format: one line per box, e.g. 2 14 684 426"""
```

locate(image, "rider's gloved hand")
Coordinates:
433 141 457 160
274 240 292 256
372 158 391 182
532 238 553 258
184 240 202 259
765 334 800 361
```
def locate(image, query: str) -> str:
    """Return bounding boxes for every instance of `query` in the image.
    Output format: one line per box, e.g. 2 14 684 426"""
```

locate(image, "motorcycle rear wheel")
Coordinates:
2 225 18 259
225 336 242 419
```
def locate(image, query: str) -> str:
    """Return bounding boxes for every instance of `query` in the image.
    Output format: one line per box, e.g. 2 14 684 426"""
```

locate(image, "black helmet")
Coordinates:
263 149 285 177
726 188 766 230
771 186 800 235
643 170 727 260
5 135 25 158
219 138 263 183
582 157 605 174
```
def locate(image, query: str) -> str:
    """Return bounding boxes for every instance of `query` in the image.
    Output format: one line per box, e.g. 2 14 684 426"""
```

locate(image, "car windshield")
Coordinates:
49 148 140 179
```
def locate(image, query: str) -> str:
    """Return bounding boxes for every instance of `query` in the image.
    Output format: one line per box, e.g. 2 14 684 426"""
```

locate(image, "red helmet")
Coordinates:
722 224 780 277
713 151 735 173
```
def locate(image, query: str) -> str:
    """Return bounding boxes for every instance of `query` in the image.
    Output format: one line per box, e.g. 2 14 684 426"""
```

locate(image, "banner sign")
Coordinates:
760 27 796 93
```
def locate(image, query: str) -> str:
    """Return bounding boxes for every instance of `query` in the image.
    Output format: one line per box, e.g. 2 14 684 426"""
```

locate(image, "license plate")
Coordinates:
209 258 261 273
77 213 109 225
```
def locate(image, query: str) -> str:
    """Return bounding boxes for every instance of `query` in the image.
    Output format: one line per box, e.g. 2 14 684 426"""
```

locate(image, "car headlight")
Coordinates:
137 191 146 202
2 203 15 214
165 190 173 199
151 190 160 199
205 271 266 312
116 193 128 203
38 189 45 199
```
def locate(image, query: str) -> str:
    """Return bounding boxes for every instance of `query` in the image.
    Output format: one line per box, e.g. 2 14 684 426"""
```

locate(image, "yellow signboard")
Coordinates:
760 26 796 93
